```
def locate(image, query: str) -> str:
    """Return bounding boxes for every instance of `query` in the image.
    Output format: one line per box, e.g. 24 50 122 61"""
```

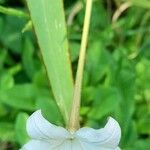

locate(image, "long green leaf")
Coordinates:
26 0 74 123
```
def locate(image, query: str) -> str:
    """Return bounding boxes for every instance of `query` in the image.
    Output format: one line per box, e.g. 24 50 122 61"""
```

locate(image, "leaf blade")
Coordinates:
26 0 74 123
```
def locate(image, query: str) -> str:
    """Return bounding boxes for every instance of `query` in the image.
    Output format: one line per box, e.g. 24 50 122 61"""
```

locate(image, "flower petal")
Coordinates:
26 110 70 140
21 139 84 150
21 140 121 150
20 139 64 150
76 117 121 149
20 140 50 150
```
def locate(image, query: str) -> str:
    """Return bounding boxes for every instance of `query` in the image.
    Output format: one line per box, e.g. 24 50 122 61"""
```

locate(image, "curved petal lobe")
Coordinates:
27 110 70 140
76 117 121 149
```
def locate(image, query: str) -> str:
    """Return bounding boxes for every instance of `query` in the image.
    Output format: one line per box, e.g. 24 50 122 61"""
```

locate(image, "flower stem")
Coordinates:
68 0 93 132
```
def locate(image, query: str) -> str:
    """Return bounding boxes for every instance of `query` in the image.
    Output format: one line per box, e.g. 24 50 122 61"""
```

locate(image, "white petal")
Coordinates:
76 117 121 149
26 110 70 140
71 139 86 150
20 139 64 150
21 140 121 150
20 140 50 150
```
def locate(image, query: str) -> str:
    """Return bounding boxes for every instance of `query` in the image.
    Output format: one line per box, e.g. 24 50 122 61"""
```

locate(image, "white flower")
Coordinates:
21 110 121 150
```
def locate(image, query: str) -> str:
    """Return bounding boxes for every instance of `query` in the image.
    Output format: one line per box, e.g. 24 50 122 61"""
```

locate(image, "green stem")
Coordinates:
0 6 29 18
68 0 93 132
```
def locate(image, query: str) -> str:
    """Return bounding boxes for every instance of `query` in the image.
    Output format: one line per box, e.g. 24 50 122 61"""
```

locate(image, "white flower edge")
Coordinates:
21 110 121 150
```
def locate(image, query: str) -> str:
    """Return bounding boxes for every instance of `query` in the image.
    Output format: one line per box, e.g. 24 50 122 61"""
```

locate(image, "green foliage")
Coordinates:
0 0 149 149
0 84 37 110
27 0 74 124
15 113 29 145
0 5 28 18
0 123 15 142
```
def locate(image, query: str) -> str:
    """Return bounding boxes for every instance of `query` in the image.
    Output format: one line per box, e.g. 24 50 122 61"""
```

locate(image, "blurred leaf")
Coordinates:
131 0 150 9
0 72 14 90
136 58 150 89
0 103 7 117
0 123 15 142
0 16 25 53
33 68 48 87
137 115 150 135
15 112 29 145
114 67 136 146
36 96 63 126
0 6 29 18
27 0 74 123
90 1 108 28
22 37 39 79
22 20 32 33
88 86 121 120
0 84 36 110
86 41 112 84
133 139 150 150
122 120 138 148
0 49 7 69
70 41 80 62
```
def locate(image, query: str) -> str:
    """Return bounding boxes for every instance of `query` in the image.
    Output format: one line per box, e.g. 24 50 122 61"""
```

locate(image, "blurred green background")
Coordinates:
0 0 150 149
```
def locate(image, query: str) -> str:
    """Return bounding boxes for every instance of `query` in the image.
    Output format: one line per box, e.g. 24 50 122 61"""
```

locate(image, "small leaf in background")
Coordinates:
22 20 32 33
15 112 29 145
0 16 26 54
88 86 121 120
0 6 29 18
0 48 7 69
131 0 150 9
114 67 136 146
70 41 80 62
0 72 14 90
32 68 48 87
27 0 74 123
0 84 36 111
122 120 138 148
36 96 63 126
133 139 150 150
0 103 7 117
0 123 15 142
137 115 150 135
86 41 113 84
22 37 39 79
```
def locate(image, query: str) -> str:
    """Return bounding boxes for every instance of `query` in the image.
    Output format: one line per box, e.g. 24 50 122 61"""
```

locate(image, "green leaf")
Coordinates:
22 20 32 33
137 115 150 135
132 139 150 150
88 86 121 120
22 37 39 79
0 16 25 53
0 84 36 111
0 103 7 117
0 123 15 142
131 0 150 9
0 6 29 18
70 41 80 62
15 112 29 145
121 120 138 147
114 67 136 146
36 96 63 126
0 72 14 90
27 0 74 123
86 41 113 84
